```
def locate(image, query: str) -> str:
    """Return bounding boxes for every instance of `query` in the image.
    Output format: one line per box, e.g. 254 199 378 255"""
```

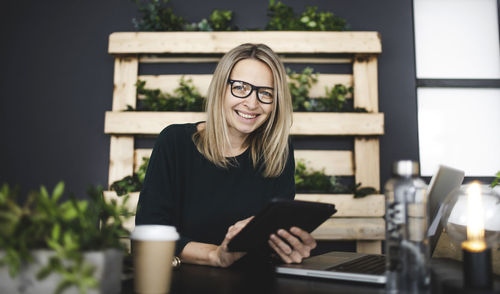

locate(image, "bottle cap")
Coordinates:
393 160 419 176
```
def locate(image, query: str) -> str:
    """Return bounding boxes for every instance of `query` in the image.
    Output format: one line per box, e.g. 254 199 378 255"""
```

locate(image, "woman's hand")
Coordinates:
210 216 254 268
268 227 317 264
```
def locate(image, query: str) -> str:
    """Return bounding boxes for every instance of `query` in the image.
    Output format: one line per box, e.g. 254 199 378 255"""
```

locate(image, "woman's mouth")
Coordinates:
235 110 258 119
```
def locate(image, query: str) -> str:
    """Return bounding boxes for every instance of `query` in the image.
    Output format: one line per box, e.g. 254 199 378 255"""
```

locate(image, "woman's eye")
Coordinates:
261 91 273 98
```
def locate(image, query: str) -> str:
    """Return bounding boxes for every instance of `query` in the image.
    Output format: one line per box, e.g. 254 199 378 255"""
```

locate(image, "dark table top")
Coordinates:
122 257 500 294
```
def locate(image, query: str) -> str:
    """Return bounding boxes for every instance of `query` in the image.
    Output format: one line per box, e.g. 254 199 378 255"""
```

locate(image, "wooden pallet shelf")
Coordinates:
105 31 384 254
104 111 384 136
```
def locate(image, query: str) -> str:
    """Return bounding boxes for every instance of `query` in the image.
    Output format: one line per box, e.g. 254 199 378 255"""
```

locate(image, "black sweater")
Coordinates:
135 123 295 255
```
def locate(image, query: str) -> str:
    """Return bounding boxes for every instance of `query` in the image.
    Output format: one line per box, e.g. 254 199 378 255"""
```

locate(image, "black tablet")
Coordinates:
227 199 337 252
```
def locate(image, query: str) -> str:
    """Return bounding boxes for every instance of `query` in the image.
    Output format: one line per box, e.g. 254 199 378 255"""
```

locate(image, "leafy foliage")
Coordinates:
266 0 348 31
183 9 236 31
492 171 500 188
130 77 204 111
132 0 185 31
287 67 318 111
111 157 150 196
0 182 132 293
288 67 365 112
295 160 376 198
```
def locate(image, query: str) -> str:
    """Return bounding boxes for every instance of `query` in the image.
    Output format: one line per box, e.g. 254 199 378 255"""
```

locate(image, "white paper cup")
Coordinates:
131 225 179 294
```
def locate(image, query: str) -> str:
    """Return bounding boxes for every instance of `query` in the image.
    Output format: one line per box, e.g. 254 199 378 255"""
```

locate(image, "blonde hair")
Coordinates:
193 43 293 177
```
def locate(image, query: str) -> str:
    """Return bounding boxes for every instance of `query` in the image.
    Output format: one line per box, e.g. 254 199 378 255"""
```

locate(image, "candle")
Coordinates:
461 182 492 290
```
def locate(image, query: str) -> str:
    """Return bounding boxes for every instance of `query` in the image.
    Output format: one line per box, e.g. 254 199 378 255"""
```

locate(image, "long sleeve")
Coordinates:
135 126 192 255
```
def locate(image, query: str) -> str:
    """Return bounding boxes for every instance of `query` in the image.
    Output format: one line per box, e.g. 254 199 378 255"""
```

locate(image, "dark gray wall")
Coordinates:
0 0 418 197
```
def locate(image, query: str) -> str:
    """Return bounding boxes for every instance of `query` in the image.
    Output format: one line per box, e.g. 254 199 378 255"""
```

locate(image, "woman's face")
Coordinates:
224 58 274 141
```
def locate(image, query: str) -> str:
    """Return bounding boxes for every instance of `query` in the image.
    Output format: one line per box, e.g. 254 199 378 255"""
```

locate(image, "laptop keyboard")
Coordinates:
328 255 386 275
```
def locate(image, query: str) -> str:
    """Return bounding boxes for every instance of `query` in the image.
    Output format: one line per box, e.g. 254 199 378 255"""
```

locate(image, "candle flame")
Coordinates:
466 182 484 242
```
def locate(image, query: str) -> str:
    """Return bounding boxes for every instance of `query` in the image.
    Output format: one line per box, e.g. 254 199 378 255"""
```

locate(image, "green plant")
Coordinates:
132 0 185 31
0 182 132 293
287 67 318 111
209 9 235 31
287 67 365 112
111 157 150 196
266 0 347 31
266 0 301 30
299 6 347 31
294 160 376 197
130 77 204 111
492 171 500 188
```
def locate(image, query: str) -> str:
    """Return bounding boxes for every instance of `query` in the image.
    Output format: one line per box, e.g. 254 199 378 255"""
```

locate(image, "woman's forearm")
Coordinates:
180 241 220 266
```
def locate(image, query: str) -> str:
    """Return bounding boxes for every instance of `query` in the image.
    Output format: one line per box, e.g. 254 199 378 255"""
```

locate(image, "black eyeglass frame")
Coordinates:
227 79 274 104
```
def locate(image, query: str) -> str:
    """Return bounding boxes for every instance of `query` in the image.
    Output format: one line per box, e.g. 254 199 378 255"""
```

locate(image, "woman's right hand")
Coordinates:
210 216 254 267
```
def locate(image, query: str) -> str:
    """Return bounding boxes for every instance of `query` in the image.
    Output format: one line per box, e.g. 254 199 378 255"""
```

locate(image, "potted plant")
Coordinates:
0 182 132 294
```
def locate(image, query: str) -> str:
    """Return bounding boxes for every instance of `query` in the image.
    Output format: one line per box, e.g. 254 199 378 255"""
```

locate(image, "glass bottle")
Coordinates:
385 160 430 294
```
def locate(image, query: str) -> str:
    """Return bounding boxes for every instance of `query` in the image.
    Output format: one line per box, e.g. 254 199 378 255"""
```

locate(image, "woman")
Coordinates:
135 43 316 267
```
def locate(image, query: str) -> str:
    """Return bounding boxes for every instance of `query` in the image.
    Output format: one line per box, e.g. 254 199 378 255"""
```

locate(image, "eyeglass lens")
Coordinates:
230 80 274 104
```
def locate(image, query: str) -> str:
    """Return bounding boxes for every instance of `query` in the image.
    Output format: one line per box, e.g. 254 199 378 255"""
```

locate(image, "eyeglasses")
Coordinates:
227 79 274 104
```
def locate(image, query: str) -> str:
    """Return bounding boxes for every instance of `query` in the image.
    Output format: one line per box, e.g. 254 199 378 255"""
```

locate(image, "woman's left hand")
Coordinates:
268 227 317 263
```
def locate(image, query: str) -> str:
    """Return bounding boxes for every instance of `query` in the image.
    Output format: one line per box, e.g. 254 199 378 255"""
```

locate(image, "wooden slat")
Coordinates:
356 241 382 254
353 54 378 112
109 32 382 54
108 136 134 186
354 138 380 190
294 194 384 217
138 74 353 99
104 112 384 136
293 113 384 135
133 149 352 176
294 150 353 176
112 56 139 111
139 56 352 64
311 218 385 240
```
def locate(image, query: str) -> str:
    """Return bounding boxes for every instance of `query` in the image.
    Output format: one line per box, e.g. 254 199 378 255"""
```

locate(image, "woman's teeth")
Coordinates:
236 111 257 119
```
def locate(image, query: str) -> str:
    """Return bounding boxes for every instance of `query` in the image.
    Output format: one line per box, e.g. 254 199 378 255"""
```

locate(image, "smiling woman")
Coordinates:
135 43 317 267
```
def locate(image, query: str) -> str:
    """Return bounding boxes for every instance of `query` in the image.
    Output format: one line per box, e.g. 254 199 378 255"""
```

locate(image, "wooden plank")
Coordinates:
311 218 385 240
108 136 134 186
294 150 353 176
134 149 352 175
109 32 382 54
356 241 382 254
138 74 352 99
112 56 139 111
293 113 384 135
139 55 352 64
353 54 378 112
294 194 384 217
104 112 384 136
354 138 380 190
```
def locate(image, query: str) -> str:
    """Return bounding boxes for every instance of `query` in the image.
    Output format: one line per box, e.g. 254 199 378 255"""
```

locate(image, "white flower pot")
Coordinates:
0 249 123 294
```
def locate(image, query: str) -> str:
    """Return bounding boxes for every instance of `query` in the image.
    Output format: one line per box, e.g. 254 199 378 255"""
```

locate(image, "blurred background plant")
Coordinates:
129 77 204 111
294 160 376 198
110 157 149 196
266 0 348 31
132 0 184 31
0 182 132 293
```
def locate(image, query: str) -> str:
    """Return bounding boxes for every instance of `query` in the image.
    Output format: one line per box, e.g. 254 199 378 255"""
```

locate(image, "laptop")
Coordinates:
275 165 465 284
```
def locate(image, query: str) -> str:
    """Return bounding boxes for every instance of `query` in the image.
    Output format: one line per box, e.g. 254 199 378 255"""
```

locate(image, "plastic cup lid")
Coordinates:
130 225 179 241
